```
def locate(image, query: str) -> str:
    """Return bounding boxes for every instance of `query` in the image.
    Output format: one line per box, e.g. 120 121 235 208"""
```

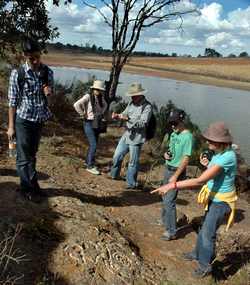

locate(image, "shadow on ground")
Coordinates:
0 182 69 285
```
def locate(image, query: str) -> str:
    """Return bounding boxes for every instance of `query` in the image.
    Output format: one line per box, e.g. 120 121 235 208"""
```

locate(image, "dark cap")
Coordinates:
167 109 186 124
22 38 41 53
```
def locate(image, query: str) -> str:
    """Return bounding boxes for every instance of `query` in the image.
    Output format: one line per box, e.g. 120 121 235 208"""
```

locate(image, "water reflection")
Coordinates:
52 66 250 165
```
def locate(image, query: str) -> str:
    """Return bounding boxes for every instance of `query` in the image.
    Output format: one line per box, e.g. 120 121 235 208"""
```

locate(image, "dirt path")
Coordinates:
0 120 250 285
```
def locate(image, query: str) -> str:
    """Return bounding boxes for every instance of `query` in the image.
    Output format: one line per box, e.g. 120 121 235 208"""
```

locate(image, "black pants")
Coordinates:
15 116 43 192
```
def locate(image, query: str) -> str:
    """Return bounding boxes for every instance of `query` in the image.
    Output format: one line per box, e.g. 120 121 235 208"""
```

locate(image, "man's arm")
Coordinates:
7 107 16 140
7 70 19 140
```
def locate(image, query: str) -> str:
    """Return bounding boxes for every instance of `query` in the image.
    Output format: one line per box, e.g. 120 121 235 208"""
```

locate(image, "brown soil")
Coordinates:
0 101 250 285
44 52 250 92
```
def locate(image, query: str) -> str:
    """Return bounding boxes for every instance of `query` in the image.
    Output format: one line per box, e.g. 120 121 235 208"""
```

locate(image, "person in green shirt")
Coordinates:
161 109 193 241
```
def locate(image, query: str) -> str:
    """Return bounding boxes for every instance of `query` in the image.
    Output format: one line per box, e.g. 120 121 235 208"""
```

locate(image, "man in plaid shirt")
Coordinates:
7 38 54 202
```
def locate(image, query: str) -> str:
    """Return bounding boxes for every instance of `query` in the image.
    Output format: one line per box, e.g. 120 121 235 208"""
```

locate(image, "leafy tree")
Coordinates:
204 48 222 58
80 0 197 102
0 0 60 59
227 53 236 58
239 51 249 58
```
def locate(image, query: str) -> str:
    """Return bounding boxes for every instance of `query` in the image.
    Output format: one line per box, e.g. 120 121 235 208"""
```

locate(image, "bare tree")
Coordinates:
81 0 197 102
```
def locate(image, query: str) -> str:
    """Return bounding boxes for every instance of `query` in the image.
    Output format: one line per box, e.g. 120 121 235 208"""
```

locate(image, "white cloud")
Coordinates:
205 32 232 48
47 1 250 55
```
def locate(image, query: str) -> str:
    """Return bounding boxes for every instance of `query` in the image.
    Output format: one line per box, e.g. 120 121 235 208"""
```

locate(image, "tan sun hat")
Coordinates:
90 80 105 91
202 121 233 143
126 82 147 97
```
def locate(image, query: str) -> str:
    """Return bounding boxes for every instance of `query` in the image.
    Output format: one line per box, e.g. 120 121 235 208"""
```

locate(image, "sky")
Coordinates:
46 0 250 56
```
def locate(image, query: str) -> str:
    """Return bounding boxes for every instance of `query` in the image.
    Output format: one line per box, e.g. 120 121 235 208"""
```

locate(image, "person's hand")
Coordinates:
151 183 174 196
200 154 209 167
164 152 171 160
112 112 119 120
43 85 52 96
7 127 15 141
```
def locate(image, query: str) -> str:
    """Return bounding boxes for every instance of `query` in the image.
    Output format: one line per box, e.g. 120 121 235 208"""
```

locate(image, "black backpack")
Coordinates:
142 101 157 140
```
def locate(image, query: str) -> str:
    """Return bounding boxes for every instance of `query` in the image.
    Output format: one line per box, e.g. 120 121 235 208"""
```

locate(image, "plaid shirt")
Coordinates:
8 62 54 122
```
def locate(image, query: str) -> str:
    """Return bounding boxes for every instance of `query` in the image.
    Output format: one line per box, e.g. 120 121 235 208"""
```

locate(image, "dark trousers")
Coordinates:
15 116 43 192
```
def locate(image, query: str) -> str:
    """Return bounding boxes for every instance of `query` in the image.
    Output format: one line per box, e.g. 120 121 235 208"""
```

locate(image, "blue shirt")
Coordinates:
207 149 237 202
8 62 54 122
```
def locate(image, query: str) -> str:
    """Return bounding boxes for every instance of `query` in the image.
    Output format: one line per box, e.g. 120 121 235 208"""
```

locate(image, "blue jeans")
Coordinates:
15 116 43 192
192 201 231 272
161 166 186 236
83 120 99 167
110 136 142 187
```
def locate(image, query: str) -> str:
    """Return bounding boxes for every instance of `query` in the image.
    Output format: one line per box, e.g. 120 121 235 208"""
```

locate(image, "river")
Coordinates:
52 66 250 165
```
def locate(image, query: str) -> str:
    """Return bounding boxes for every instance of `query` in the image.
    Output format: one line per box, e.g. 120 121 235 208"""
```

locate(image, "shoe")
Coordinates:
182 252 197 261
109 176 125 181
19 190 42 204
33 181 48 197
34 188 48 197
125 185 136 190
161 231 177 241
155 219 163 226
86 166 100 175
192 266 211 278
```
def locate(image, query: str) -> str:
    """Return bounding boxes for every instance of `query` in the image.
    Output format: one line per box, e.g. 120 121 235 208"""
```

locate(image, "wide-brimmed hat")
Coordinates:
90 80 105 91
126 82 147 97
202 121 233 143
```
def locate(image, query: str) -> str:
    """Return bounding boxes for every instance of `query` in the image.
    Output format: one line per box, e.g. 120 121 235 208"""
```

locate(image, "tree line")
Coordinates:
48 43 249 59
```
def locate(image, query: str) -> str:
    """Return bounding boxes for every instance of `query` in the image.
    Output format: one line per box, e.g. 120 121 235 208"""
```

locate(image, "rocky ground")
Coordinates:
0 102 250 285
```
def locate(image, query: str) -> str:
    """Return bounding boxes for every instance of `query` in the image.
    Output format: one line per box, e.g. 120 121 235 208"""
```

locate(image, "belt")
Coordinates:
167 165 177 171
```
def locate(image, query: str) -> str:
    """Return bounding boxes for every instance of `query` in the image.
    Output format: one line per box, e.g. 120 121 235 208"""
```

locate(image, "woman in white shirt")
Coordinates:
73 80 107 175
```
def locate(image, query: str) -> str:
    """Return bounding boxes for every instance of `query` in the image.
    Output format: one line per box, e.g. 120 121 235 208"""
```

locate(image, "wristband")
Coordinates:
174 182 177 189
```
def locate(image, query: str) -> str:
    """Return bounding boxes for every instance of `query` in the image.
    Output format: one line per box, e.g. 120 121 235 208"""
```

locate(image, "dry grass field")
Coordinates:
44 51 250 91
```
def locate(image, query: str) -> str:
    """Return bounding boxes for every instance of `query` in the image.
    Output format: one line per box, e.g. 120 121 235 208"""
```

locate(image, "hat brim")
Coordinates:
202 132 232 143
126 89 147 97
90 86 105 91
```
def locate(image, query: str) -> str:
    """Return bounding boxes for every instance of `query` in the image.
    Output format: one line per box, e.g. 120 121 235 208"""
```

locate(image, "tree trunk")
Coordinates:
107 63 122 103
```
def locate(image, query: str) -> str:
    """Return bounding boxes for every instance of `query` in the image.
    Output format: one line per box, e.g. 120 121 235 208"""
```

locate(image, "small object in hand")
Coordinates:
8 138 17 158
43 85 51 96
201 149 214 161
166 148 172 159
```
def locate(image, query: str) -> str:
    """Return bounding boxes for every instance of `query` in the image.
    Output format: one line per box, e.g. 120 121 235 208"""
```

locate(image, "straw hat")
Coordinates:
202 121 233 143
126 82 147 97
90 80 105 91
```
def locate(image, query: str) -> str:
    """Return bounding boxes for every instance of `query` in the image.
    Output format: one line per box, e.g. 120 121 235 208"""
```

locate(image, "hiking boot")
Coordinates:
125 185 136 190
86 166 100 175
33 181 48 197
192 266 211 278
155 219 163 226
108 175 125 181
19 190 42 204
182 252 197 261
161 231 177 241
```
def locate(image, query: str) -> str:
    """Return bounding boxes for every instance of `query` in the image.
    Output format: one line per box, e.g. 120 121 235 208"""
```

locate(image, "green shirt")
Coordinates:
167 130 193 167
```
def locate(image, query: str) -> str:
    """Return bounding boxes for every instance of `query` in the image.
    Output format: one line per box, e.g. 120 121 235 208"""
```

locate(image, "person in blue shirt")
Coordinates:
152 121 237 278
7 38 54 203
